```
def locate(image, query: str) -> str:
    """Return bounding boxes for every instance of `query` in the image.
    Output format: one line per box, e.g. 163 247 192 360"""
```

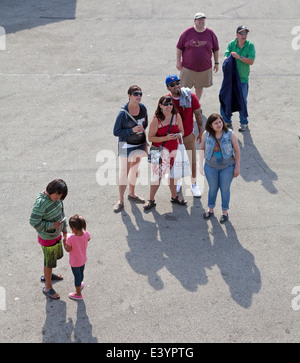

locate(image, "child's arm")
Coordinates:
63 240 72 252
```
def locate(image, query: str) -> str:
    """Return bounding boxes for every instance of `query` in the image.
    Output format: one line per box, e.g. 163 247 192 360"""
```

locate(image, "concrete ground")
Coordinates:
0 0 299 343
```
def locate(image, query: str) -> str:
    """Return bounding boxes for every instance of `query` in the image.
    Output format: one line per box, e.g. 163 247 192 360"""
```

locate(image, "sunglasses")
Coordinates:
238 31 248 36
132 91 142 97
162 100 173 106
168 80 180 87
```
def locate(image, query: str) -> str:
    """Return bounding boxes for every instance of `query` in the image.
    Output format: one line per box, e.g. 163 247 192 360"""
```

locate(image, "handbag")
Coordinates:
171 135 192 179
121 108 146 145
148 115 174 164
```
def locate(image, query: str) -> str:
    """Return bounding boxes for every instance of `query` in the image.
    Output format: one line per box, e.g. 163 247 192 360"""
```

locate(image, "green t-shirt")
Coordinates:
224 39 255 82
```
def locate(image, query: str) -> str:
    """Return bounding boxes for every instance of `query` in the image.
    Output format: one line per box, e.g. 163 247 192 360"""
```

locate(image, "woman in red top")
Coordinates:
144 96 187 210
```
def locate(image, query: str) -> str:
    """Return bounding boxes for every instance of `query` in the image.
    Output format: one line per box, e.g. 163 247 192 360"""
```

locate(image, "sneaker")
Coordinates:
176 180 182 193
191 183 201 198
238 124 248 132
220 214 229 224
69 292 83 300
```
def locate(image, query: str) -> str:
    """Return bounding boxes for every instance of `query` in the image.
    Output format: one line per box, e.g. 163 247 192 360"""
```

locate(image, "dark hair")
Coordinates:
127 85 142 95
155 95 177 121
46 179 68 200
69 214 87 231
205 113 228 137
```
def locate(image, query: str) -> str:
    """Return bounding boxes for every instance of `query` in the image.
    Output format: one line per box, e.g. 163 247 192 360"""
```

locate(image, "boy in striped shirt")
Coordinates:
30 179 68 299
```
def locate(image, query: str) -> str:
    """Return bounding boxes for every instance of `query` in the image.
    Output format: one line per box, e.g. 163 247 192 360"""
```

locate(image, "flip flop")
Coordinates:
43 287 60 299
40 273 63 282
113 202 124 213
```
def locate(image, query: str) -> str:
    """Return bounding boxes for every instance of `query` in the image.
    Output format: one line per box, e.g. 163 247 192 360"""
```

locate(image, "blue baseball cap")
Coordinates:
165 74 180 86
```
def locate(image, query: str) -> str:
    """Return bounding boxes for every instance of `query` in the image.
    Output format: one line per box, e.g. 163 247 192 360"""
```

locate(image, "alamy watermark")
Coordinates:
0 286 6 311
292 286 300 311
291 26 300 51
0 26 6 50
96 149 204 195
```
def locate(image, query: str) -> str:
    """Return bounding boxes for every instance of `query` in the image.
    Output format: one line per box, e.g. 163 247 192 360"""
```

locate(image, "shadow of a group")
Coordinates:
123 200 261 309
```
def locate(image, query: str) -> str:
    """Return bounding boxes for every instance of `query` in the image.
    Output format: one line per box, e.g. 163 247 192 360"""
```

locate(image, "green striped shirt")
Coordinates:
30 191 67 240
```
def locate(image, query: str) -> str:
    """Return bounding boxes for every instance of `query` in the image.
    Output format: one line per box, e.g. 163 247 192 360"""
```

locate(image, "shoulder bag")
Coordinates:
121 108 146 145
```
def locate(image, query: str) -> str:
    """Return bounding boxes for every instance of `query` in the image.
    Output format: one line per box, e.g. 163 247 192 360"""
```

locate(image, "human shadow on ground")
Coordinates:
0 0 77 34
122 197 261 308
238 130 278 194
42 297 97 342
210 217 261 308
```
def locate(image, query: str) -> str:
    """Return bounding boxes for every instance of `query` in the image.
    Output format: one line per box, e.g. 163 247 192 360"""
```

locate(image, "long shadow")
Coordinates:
211 218 261 308
239 130 278 194
155 198 213 292
122 202 166 290
0 0 77 34
43 297 97 343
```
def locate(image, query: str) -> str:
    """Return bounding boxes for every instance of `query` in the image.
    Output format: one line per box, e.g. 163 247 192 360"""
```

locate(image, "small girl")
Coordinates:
63 214 90 300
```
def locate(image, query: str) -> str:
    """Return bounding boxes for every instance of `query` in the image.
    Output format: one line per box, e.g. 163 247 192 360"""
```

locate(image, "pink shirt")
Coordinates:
66 231 90 267
177 27 219 72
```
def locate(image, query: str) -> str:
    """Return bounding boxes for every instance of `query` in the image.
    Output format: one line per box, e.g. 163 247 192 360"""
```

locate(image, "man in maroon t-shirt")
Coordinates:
166 75 203 197
176 12 219 102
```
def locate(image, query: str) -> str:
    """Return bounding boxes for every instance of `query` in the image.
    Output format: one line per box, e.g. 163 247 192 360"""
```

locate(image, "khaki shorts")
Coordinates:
183 132 196 167
180 67 213 89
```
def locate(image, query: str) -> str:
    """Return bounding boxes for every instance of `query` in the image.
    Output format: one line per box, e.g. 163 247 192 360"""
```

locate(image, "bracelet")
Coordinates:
215 62 219 65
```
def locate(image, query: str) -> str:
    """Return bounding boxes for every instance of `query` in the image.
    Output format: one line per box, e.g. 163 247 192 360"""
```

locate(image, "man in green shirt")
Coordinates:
221 26 256 131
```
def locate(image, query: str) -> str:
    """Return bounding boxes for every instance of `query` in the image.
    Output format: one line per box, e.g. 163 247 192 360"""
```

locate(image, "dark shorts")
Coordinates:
41 238 63 268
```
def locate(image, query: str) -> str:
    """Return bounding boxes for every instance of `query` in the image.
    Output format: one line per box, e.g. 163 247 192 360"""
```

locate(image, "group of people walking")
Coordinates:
113 12 255 223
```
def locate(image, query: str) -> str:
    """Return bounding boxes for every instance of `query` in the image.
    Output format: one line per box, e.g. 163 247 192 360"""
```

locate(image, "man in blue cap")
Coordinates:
166 75 203 197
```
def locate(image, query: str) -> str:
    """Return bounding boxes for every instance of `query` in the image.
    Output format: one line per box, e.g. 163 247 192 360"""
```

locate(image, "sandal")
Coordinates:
170 196 187 206
40 273 63 282
43 287 60 299
203 210 214 219
143 200 156 210
113 202 124 213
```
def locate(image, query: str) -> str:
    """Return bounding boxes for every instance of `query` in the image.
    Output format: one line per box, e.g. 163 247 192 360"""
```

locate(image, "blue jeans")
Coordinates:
220 82 249 125
71 265 85 287
204 163 235 211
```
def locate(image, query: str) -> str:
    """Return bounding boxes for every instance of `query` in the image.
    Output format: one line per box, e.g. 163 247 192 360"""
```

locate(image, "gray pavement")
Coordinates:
0 0 299 343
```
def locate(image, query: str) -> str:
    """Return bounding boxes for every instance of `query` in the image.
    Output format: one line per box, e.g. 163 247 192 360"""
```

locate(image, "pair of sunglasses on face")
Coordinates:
131 91 142 97
168 80 180 88
162 98 173 106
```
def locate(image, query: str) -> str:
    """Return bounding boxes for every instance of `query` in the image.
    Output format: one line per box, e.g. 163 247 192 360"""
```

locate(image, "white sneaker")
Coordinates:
176 180 182 193
191 183 201 198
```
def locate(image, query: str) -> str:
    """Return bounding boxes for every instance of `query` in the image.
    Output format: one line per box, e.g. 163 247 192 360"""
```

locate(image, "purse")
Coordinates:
121 108 146 145
148 115 174 164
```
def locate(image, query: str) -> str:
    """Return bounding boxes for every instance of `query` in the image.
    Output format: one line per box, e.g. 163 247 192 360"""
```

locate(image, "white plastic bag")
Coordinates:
171 137 191 179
